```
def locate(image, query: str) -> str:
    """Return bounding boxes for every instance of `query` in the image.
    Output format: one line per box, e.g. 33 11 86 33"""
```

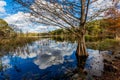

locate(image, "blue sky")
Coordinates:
0 0 119 33
0 0 58 33
1 0 23 18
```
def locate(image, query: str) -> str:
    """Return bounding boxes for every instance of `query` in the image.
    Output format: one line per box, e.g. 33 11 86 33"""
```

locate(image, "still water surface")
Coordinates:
0 38 104 80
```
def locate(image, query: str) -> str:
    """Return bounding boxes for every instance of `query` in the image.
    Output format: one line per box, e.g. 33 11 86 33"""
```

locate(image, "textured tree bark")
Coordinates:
75 0 88 69
76 34 88 70
115 32 119 40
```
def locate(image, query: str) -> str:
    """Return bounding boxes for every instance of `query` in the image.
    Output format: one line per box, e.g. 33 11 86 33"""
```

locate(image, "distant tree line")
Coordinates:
49 18 120 41
0 19 16 38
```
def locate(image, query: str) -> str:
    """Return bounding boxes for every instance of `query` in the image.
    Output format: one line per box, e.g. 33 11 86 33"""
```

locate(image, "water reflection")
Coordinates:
14 39 77 69
0 39 77 79
0 39 104 79
85 49 104 77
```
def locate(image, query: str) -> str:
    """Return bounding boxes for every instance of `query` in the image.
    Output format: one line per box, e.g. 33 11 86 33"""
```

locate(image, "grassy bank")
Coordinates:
0 37 39 53
51 36 120 51
86 39 120 51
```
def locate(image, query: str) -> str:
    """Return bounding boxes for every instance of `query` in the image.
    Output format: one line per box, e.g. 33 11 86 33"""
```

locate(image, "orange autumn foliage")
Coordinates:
101 18 120 38
103 0 120 39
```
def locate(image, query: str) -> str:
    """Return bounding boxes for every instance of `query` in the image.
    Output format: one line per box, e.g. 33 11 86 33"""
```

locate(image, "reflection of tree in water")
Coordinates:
51 36 76 43
13 39 77 79
0 39 105 79
13 39 104 77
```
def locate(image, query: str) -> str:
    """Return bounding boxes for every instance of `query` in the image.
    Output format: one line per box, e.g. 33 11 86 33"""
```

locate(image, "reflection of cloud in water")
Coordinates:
34 40 77 69
13 45 38 59
85 49 104 76
10 39 104 76
13 39 77 69
1 56 12 70
34 50 64 69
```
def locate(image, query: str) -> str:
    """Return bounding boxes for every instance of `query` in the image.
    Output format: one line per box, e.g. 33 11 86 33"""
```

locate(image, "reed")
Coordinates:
0 37 39 53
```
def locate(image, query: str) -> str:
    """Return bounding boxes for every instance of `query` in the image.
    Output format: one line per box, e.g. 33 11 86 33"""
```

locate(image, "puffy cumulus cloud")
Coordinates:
0 0 6 13
4 12 55 33
4 12 33 28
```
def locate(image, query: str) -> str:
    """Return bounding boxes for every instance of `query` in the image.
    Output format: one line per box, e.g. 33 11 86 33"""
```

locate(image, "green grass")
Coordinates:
0 37 39 53
86 39 120 50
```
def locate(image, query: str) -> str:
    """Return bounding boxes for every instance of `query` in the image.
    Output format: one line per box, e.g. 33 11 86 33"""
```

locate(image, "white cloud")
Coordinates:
4 12 58 33
4 12 44 32
4 12 32 26
88 0 113 19
3 0 118 32
0 0 6 13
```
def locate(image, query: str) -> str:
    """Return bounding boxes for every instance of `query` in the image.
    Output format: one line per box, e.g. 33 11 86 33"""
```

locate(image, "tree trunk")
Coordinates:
75 34 88 70
115 32 119 40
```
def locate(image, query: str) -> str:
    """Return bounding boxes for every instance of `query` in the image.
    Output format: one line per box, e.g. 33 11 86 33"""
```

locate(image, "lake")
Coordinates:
0 38 104 80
